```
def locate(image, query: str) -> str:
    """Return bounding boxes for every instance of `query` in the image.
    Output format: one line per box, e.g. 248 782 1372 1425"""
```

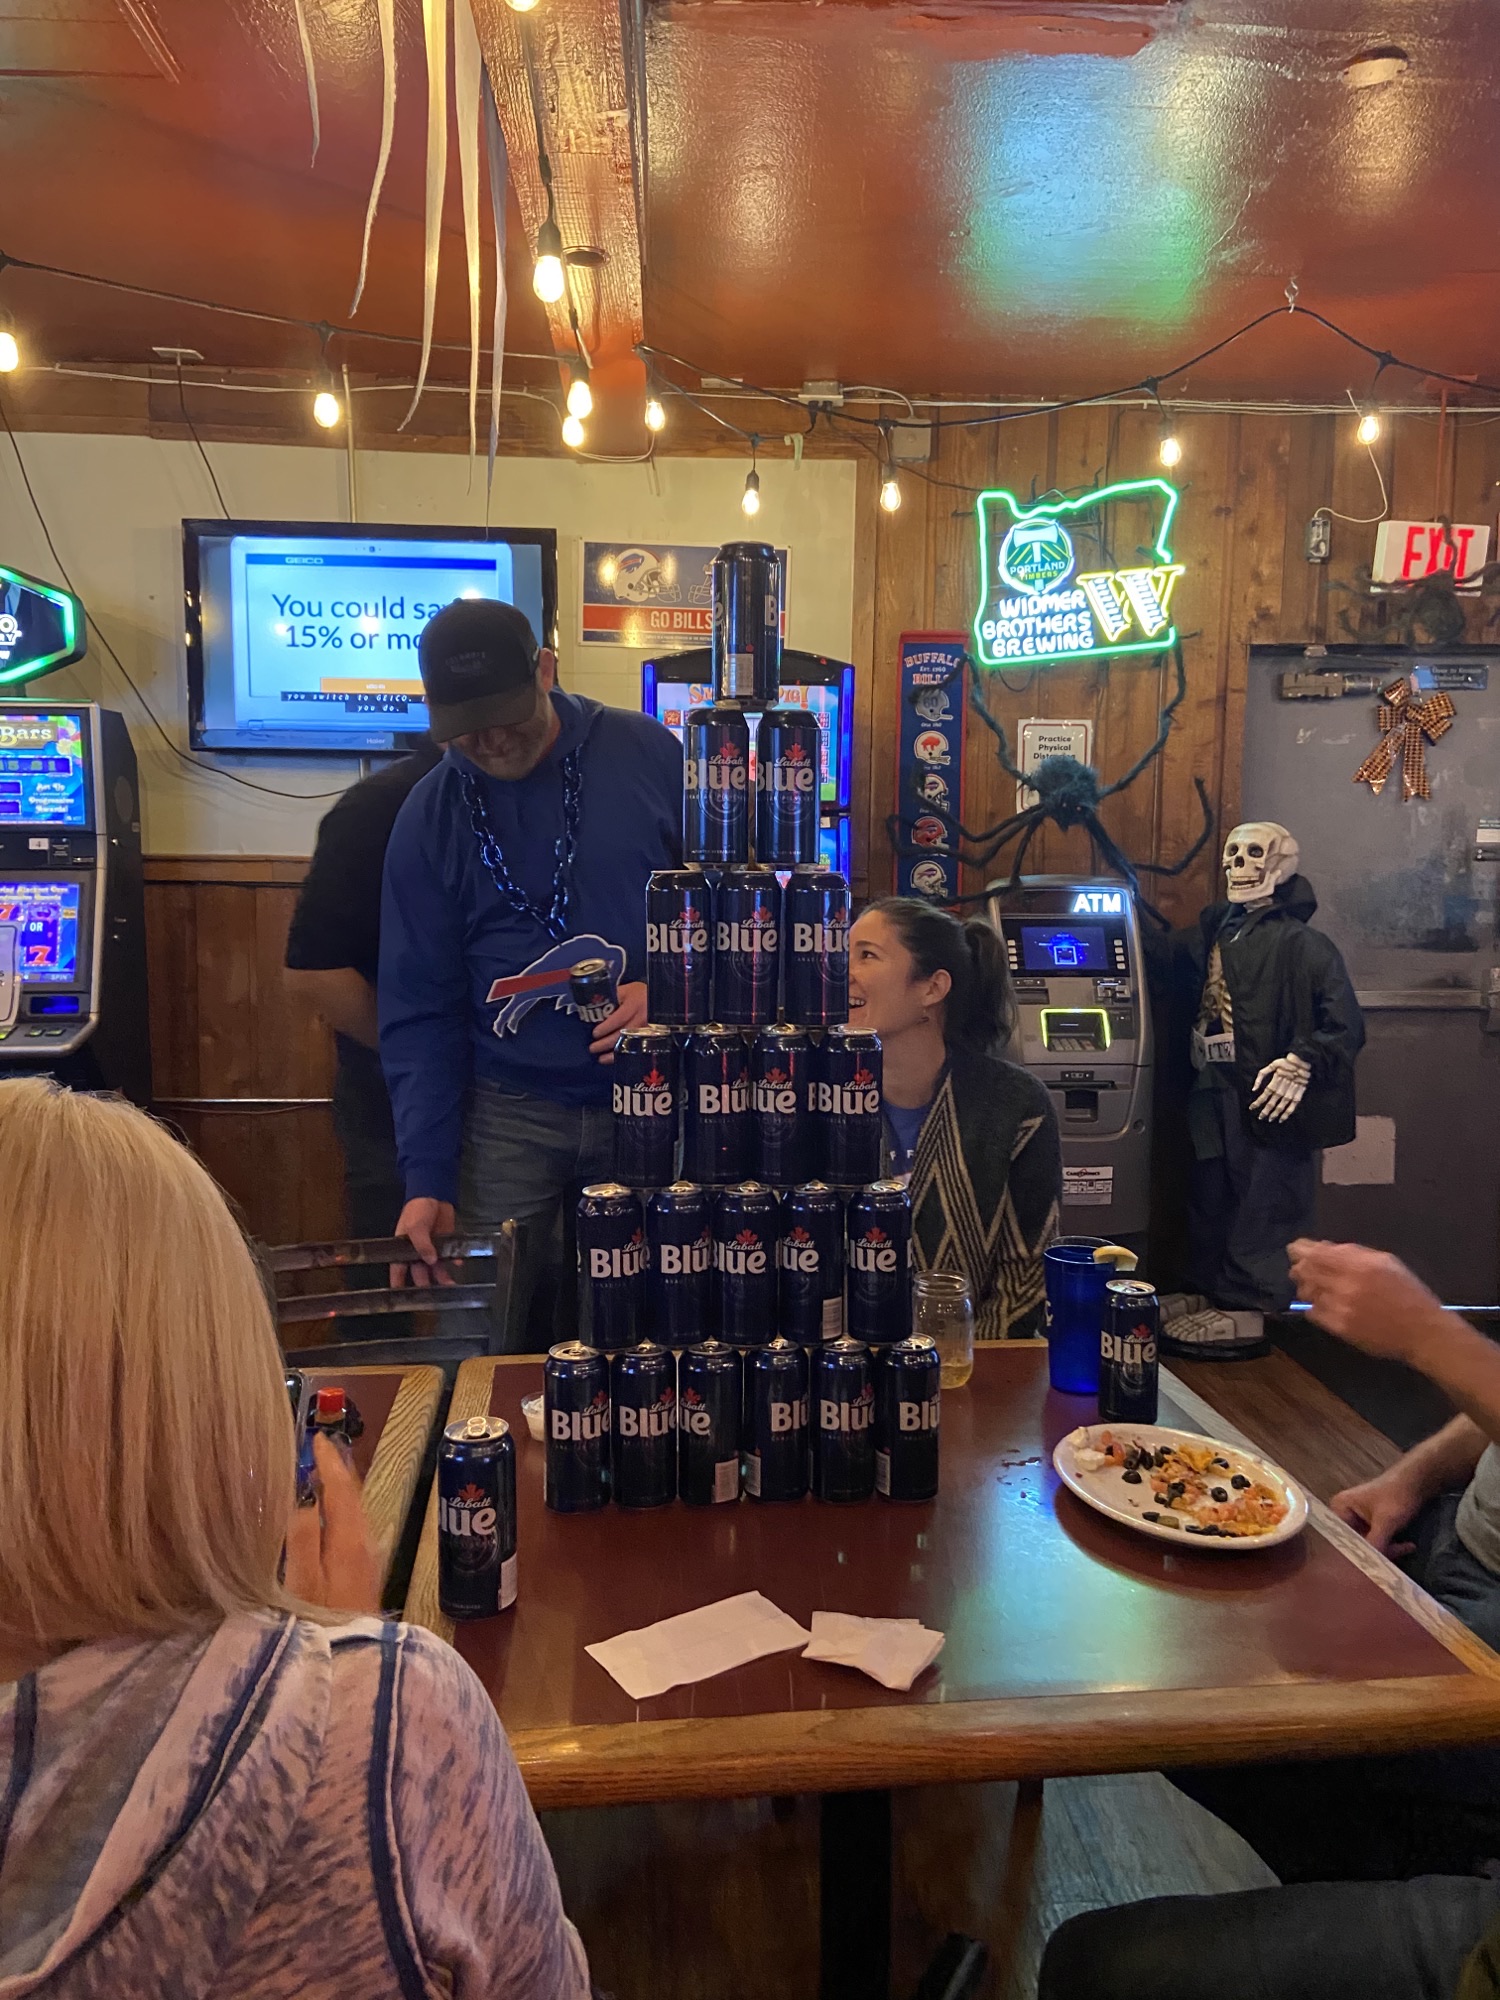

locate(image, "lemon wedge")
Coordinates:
1092 1243 1139 1273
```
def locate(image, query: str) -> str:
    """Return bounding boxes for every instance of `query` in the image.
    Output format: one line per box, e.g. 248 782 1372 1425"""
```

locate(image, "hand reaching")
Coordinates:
589 979 649 1062
1249 1051 1311 1122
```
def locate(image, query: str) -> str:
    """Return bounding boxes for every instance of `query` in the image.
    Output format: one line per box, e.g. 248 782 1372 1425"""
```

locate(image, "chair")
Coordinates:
267 1224 523 1368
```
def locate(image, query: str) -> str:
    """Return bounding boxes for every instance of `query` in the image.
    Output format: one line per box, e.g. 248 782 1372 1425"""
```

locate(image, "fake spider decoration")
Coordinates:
889 639 1214 926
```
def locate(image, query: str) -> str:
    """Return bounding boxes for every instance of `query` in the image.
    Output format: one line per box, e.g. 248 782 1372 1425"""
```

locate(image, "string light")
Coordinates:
566 360 592 420
878 424 902 511
1159 431 1183 468
1357 407 1382 445
533 218 565 305
312 382 342 428
0 315 18 373
505 0 539 12
644 393 666 433
561 411 585 449
741 467 761 518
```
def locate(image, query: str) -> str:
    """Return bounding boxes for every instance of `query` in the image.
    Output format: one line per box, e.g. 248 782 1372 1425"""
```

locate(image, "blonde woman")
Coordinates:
0 1077 589 2000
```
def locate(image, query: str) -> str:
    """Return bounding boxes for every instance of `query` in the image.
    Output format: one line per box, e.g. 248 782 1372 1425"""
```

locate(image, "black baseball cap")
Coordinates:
418 599 545 738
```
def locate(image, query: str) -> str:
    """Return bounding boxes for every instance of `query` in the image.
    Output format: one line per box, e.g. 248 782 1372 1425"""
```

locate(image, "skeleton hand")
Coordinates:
1249 1052 1311 1123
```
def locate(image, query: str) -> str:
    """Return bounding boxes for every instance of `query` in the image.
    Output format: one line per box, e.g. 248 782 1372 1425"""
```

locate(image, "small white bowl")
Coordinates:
521 1393 544 1443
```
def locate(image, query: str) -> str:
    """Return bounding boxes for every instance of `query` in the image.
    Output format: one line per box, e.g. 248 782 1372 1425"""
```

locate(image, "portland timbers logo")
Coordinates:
998 518 1075 596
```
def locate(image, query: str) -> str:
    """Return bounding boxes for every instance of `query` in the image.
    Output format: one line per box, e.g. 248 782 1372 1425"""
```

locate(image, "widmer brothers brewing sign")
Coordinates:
972 479 1184 669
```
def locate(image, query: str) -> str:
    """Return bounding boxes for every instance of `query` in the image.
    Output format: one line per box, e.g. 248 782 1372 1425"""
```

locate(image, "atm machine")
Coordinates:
0 702 149 1104
989 875 1152 1246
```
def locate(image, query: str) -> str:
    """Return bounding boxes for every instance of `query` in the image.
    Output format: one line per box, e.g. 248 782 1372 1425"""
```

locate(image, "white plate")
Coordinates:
1053 1422 1309 1552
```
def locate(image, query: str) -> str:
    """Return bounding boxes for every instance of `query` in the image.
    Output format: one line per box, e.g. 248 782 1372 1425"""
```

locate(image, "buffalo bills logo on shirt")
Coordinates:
485 933 628 1038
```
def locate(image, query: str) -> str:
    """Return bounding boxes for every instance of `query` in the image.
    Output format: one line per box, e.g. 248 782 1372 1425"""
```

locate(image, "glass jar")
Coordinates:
913 1270 974 1388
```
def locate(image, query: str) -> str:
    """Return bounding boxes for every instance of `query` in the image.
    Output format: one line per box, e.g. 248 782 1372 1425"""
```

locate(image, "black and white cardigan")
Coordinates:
903 1050 1062 1341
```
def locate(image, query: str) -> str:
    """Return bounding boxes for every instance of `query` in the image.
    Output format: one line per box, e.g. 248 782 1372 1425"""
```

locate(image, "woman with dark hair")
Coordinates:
848 897 1062 1339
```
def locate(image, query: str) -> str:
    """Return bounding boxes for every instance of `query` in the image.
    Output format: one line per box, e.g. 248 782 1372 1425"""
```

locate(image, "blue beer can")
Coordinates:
713 865 781 1027
811 1339 875 1503
783 868 851 1027
743 1338 809 1502
576 1182 645 1351
612 1027 680 1189
437 1415 518 1618
846 1180 912 1346
751 1023 812 1187
712 542 783 706
778 1181 845 1343
611 1343 677 1508
816 1025 883 1186
645 867 713 1027
684 703 750 867
646 1181 713 1346
713 1181 780 1347
1099 1280 1160 1424
678 1340 743 1506
681 1025 749 1186
874 1335 941 1502
755 704 821 867
543 1340 611 1512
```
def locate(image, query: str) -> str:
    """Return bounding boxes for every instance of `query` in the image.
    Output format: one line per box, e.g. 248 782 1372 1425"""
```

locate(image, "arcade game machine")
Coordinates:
988 876 1152 1249
0 570 149 1104
643 645 854 875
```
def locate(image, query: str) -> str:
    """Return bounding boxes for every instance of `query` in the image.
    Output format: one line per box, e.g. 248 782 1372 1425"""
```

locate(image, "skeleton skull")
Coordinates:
1222 822 1300 904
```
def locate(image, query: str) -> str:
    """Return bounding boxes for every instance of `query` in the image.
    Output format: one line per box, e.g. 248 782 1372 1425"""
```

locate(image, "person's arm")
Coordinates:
284 966 379 1050
991 1084 1063 1338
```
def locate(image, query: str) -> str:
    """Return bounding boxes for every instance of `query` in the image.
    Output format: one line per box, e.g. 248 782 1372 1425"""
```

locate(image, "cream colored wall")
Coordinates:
0 433 858 853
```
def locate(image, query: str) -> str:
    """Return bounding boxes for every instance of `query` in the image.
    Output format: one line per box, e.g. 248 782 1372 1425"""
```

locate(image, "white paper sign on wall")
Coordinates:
1016 718 1095 812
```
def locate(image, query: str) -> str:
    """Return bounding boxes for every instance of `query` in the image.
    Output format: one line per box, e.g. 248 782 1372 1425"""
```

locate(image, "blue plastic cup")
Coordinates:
1044 1237 1115 1395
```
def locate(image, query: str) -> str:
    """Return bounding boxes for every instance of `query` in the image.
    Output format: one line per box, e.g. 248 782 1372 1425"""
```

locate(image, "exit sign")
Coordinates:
1372 520 1491 588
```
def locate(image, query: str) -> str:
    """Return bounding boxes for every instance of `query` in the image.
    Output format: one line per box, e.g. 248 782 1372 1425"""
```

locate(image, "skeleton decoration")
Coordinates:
1222 822 1299 905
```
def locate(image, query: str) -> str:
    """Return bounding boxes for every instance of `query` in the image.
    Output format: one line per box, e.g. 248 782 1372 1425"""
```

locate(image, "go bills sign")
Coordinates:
973 480 1184 669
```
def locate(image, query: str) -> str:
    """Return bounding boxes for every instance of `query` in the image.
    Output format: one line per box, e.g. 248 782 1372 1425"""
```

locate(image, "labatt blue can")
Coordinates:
846 1180 912 1345
755 705 820 866
713 866 781 1027
646 1182 713 1346
645 867 712 1027
543 1341 611 1512
743 1338 808 1502
576 1183 645 1351
811 1339 875 1503
712 542 782 705
612 1027 679 1189
816 1026 883 1186
437 1415 518 1618
751 1023 812 1187
713 1181 779 1346
874 1334 941 1502
778 1181 845 1343
681 1025 749 1186
611 1344 677 1508
683 703 750 867
678 1340 743 1506
1099 1280 1160 1424
784 868 850 1027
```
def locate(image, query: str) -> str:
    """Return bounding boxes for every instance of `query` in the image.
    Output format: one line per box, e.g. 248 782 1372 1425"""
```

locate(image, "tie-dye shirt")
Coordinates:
0 1613 591 2000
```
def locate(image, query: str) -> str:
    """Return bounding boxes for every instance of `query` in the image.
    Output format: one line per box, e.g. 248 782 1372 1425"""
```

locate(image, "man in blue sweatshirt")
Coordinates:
380 599 683 1342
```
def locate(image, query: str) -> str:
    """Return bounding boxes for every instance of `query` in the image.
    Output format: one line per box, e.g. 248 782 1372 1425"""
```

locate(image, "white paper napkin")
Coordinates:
802 1610 945 1691
585 1590 812 1701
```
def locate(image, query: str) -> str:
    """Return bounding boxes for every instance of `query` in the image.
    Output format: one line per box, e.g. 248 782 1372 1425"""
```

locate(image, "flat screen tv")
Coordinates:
184 520 558 754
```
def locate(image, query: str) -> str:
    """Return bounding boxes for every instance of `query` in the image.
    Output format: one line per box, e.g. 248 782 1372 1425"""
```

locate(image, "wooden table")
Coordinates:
301 1362 444 1587
405 1343 1500 1997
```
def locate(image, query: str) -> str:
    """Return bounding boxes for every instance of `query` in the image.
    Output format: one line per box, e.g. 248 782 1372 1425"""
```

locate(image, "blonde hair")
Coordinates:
0 1077 294 1645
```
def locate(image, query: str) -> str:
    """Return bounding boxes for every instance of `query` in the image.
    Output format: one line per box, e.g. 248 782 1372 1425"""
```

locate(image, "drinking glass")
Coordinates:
913 1271 974 1388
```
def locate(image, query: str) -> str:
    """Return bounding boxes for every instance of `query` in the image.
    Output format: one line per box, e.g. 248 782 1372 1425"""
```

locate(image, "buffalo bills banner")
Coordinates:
581 542 790 649
893 632 968 901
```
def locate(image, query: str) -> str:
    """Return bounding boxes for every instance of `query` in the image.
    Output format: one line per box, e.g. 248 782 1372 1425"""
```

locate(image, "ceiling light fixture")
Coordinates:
644 393 666 434
566 361 592 421
561 411 585 449
533 218 566 305
741 467 761 518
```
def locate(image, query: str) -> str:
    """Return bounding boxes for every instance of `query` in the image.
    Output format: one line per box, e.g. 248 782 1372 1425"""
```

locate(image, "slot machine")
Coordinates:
989 876 1152 1244
0 702 149 1104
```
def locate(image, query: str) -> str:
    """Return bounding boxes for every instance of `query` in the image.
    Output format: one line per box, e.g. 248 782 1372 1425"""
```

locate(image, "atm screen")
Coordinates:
0 712 89 827
1018 923 1109 973
0 882 81 981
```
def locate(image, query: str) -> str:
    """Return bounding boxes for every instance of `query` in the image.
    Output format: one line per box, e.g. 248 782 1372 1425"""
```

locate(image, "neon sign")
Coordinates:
0 567 86 685
973 479 1184 669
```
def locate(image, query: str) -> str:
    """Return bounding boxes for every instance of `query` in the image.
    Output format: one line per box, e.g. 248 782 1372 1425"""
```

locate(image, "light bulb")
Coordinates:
1159 432 1182 468
880 471 902 513
533 219 566 304
1357 410 1381 445
561 412 585 449
741 469 761 518
644 395 666 433
0 327 17 373
567 371 592 420
312 387 341 428
505 0 539 12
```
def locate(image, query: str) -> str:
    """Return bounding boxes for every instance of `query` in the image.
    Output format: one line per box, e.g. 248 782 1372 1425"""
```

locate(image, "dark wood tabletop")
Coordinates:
406 1343 1500 1809
300 1362 443 1587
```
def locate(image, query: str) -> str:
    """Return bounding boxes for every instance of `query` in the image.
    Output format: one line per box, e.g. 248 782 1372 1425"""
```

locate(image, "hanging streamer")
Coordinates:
292 0 321 165
454 0 484 468
401 0 450 430
350 0 397 314
482 69 510 493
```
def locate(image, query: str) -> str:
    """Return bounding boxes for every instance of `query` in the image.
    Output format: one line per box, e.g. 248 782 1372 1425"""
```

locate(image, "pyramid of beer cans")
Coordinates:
551 543 936 1520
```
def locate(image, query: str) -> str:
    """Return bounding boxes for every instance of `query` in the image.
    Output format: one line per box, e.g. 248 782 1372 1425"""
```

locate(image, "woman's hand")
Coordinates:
284 1431 383 1614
